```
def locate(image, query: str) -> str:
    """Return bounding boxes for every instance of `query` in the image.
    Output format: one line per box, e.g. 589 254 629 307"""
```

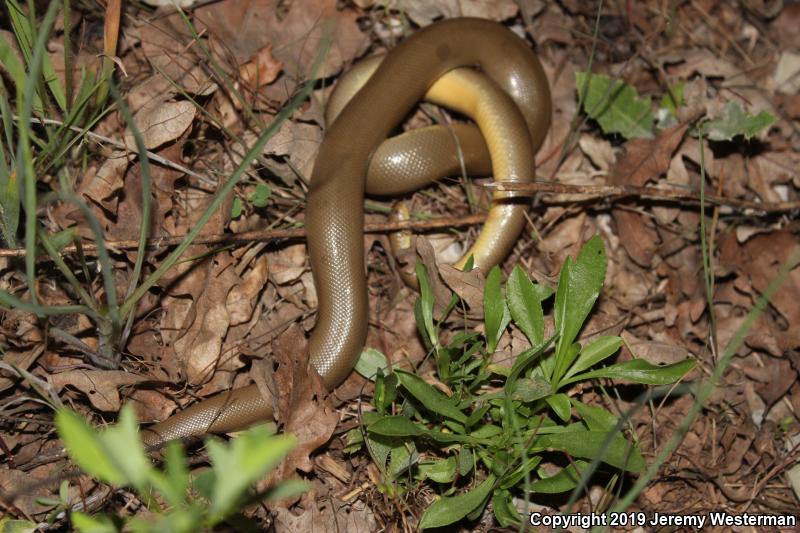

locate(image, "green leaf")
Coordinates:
576 71 654 139
231 196 243 218
0 518 39 533
415 261 439 349
483 266 510 353
70 512 117 533
563 358 695 386
55 405 149 489
458 448 474 476
148 441 189 507
510 376 552 402
417 457 456 483
499 455 542 489
552 236 607 384
532 431 645 471
367 415 424 437
564 335 623 379
506 265 550 346
700 101 775 141
545 393 572 422
207 426 295 518
528 460 589 494
419 475 495 529
343 427 364 453
374 371 397 414
571 399 619 432
395 370 467 423
388 442 418 478
249 183 271 207
366 434 393 473
0 29 43 113
492 489 521 527
354 347 392 380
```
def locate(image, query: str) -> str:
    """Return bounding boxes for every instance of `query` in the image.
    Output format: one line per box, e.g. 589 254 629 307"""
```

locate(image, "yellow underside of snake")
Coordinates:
141 18 551 447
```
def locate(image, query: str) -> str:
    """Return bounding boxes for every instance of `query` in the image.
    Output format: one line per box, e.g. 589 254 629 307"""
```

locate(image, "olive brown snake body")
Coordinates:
141 17 551 448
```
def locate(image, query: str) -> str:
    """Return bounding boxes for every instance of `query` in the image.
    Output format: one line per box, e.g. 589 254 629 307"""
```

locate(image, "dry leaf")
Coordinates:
391 0 519 26
50 370 148 412
240 42 283 88
608 123 688 266
139 9 217 96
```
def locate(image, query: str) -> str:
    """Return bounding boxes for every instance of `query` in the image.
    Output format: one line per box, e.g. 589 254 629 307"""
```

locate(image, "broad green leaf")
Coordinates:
417 457 456 483
531 431 645 471
469 424 503 440
207 426 295 518
498 455 542 489
149 441 189 507
388 442 417 478
506 265 550 346
564 335 623 379
576 71 654 139
492 489 521 527
552 236 607 383
483 266 510 353
700 101 775 141
418 475 495 529
374 371 397 414
249 183 271 207
0 518 39 533
528 460 590 494
562 358 695 387
70 512 116 533
230 196 243 218
55 405 148 488
354 347 391 380
99 406 151 489
510 376 552 402
343 427 363 454
367 415 423 437
458 448 474 476
545 393 571 422
571 399 619 432
395 370 467 423
366 434 393 472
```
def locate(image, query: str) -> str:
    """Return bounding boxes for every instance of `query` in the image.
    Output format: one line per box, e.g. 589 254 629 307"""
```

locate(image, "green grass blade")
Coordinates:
118 23 332 319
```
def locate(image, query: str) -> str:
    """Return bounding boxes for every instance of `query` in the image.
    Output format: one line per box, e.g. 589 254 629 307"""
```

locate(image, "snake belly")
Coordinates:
141 17 550 447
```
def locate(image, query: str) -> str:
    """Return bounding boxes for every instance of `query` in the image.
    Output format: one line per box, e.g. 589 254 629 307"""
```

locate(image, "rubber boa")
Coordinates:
141 18 550 447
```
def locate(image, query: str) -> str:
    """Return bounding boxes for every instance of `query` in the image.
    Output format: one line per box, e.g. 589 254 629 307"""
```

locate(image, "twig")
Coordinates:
487 180 800 213
0 214 489 257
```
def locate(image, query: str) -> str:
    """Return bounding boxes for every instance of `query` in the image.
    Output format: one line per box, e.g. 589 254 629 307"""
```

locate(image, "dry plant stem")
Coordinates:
0 214 489 257
488 180 800 213
8 180 794 260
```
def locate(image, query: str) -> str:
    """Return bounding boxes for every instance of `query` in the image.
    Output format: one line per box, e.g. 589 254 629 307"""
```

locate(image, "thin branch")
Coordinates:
487 180 800 213
0 214 489 257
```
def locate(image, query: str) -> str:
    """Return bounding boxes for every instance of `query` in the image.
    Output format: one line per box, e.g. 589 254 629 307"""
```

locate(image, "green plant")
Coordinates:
55 404 305 532
0 3 330 370
349 236 695 529
575 71 775 140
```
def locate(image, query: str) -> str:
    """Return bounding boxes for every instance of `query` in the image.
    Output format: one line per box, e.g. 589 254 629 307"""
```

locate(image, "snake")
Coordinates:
141 17 551 448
